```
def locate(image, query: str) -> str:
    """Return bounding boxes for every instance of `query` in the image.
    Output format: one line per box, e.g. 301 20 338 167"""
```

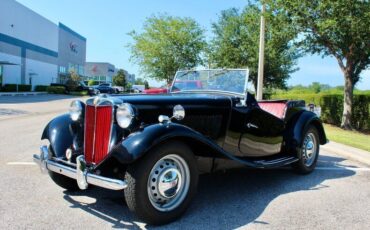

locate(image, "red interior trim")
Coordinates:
258 101 287 119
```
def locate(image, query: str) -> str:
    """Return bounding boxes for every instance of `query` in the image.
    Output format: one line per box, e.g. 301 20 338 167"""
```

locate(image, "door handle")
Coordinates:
247 123 258 129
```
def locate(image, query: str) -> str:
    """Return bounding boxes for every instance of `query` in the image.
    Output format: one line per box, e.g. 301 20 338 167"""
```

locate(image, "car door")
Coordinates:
224 103 285 157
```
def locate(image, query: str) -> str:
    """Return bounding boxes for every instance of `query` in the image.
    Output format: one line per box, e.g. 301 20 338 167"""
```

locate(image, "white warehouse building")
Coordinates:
0 0 86 89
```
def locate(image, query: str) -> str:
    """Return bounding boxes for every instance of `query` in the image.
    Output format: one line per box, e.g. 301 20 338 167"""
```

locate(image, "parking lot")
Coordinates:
0 95 369 229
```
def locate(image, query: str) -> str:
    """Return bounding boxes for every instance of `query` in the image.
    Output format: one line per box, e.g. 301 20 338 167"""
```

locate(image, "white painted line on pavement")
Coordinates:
316 166 370 171
7 162 36 165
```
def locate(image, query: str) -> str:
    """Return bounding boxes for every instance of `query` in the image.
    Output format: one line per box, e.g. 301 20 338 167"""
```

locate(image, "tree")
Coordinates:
128 14 207 84
144 80 149 89
88 80 98 86
65 70 81 91
271 0 370 129
135 78 145 85
113 69 127 88
210 5 300 92
310 82 321 93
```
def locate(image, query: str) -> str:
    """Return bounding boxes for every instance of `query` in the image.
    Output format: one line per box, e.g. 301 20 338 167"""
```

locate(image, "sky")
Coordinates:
17 0 369 89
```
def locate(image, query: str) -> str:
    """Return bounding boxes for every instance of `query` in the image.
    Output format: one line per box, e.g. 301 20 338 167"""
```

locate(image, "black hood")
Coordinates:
110 93 233 137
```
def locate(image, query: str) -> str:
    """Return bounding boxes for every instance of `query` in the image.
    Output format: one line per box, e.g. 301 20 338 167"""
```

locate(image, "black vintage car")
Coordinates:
34 69 327 225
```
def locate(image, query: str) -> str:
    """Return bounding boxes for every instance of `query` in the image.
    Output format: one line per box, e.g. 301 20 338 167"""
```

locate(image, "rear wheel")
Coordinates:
293 126 320 174
124 142 198 225
48 146 79 191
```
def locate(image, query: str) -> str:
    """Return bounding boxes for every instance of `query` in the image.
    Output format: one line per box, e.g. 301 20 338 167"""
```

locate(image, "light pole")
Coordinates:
256 3 266 100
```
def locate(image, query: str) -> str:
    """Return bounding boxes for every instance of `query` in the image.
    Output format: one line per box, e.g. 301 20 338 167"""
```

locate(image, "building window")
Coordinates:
78 65 84 75
68 63 77 73
59 66 66 74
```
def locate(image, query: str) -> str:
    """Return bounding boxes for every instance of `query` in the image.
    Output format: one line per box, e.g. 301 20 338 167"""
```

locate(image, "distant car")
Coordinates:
132 85 145 93
171 80 202 92
97 83 123 93
143 88 168 94
142 80 203 95
50 82 98 96
93 83 118 94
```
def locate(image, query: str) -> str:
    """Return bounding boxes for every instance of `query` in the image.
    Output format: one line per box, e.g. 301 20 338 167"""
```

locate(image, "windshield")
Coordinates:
170 69 248 95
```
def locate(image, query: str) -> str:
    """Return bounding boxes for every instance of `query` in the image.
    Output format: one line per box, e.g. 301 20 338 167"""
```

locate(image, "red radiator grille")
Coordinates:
84 104 113 164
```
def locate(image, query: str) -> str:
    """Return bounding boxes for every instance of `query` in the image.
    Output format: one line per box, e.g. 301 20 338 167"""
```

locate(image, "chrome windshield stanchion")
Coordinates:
76 156 88 190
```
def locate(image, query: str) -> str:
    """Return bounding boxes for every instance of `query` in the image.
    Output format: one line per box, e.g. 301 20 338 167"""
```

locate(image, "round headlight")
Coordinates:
69 100 83 121
116 103 135 128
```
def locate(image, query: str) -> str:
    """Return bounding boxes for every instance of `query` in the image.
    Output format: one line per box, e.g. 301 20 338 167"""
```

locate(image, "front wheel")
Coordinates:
293 125 320 174
124 142 198 225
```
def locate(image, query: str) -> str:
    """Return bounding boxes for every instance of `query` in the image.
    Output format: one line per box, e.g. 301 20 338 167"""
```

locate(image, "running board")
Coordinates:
252 156 298 168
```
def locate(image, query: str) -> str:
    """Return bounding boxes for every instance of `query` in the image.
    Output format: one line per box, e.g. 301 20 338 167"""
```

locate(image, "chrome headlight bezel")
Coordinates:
116 103 135 128
69 100 83 121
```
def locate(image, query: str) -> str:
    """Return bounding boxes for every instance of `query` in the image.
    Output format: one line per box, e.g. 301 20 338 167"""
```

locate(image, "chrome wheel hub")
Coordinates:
147 154 190 212
158 168 181 198
302 133 317 167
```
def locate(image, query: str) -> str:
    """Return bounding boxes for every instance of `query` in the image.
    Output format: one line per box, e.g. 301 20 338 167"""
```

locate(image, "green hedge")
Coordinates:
34 85 48 92
47 86 65 94
0 84 32 92
88 80 99 86
70 91 88 96
17 84 32 92
1 84 17 92
320 94 370 130
272 93 370 130
271 93 322 105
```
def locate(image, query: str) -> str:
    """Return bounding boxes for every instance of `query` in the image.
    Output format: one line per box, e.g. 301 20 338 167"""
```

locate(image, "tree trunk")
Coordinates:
341 72 354 130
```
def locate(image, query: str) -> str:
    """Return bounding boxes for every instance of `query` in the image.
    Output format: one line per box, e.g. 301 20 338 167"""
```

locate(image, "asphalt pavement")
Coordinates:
0 95 369 229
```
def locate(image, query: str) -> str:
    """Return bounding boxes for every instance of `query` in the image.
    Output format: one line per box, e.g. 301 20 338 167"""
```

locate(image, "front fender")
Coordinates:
108 122 221 164
41 114 74 158
107 122 259 168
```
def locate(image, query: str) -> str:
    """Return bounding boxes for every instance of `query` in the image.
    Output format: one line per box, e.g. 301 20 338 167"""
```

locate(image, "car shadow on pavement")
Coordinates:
62 155 355 229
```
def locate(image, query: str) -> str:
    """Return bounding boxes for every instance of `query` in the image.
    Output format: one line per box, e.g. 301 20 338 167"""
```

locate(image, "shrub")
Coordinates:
272 92 370 130
70 91 88 96
34 85 48 92
271 93 322 105
88 80 99 86
65 71 81 91
47 86 66 94
1 84 17 92
320 94 370 130
17 84 32 92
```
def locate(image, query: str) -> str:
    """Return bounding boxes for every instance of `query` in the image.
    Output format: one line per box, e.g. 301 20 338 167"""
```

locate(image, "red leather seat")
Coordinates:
258 101 288 119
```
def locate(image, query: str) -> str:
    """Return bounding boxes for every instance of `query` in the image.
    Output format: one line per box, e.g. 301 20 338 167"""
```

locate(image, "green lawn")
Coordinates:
324 124 370 152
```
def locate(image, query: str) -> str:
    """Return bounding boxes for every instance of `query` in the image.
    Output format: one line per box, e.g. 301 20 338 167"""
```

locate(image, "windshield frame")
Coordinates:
170 68 249 97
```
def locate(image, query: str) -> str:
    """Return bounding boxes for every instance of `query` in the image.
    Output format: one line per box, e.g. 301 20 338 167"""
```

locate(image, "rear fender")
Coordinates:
41 114 74 158
284 111 327 154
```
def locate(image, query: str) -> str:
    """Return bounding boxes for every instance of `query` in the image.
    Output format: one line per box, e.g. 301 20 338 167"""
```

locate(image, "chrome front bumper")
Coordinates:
33 146 127 190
